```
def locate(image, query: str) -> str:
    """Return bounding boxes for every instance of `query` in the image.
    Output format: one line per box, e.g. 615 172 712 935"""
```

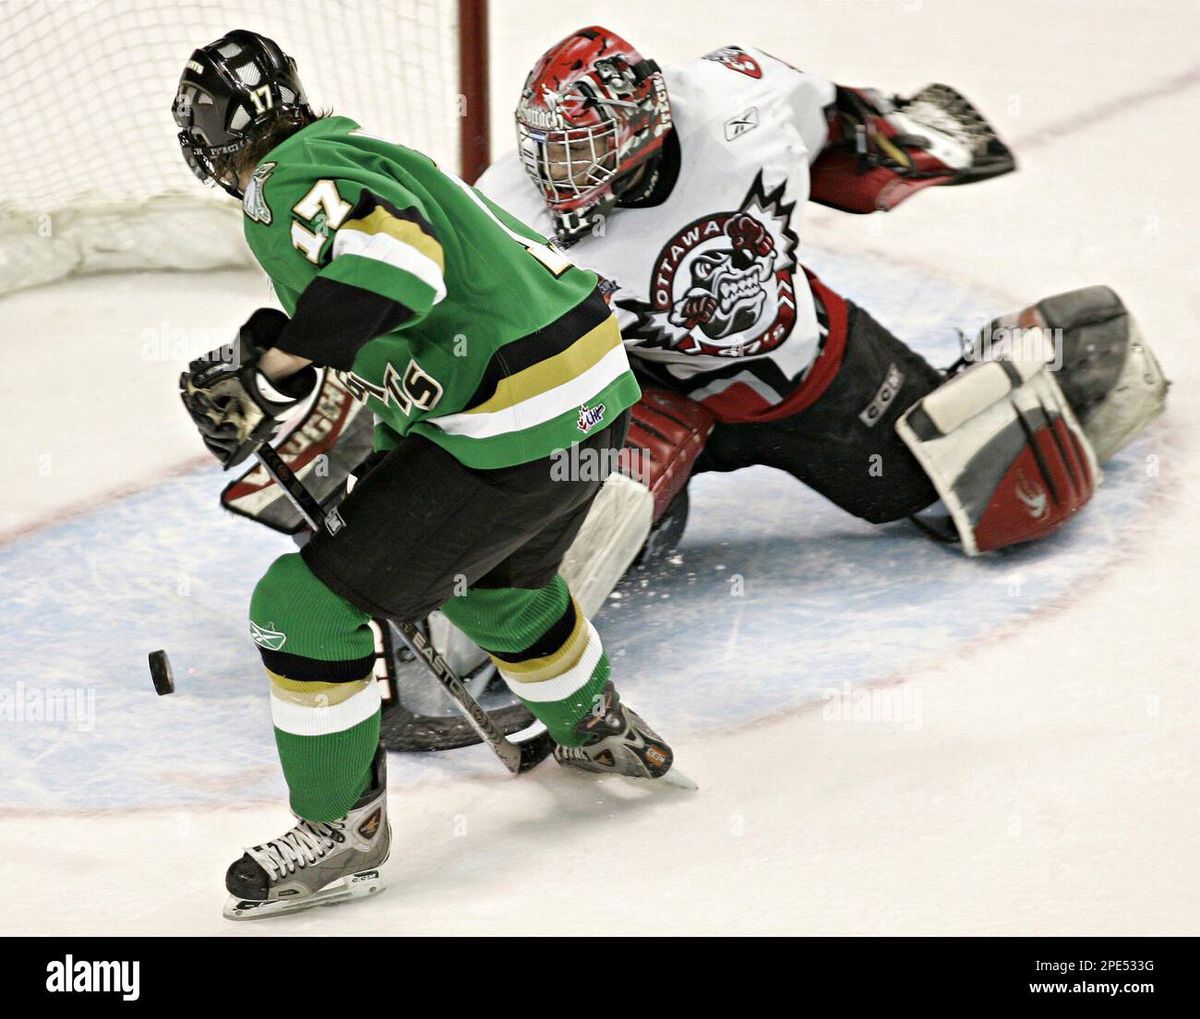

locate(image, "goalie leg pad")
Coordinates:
621 387 715 522
559 386 712 599
429 471 654 679
419 389 708 679
558 472 654 616
897 353 1100 555
976 286 1168 463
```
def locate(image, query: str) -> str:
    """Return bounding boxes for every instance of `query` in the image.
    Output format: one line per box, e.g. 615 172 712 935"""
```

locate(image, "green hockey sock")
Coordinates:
250 552 381 821
440 576 612 747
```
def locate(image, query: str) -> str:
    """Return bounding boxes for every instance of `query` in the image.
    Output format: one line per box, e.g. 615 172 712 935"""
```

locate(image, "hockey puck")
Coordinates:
148 649 175 695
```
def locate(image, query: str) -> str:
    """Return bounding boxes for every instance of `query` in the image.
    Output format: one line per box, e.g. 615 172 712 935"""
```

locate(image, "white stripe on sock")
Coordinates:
499 621 603 704
270 679 381 736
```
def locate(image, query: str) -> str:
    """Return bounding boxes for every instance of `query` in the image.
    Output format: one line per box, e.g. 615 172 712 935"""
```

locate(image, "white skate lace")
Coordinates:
251 818 346 880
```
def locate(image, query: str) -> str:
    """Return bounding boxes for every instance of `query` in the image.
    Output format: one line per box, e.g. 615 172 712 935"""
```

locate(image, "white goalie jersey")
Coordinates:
476 45 838 424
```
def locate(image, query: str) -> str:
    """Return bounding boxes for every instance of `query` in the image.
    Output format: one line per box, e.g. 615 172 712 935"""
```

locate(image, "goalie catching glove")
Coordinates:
180 308 319 468
810 83 1016 214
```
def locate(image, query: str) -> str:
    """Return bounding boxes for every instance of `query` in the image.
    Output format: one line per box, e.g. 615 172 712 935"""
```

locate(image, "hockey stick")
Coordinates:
253 441 554 775
375 621 539 752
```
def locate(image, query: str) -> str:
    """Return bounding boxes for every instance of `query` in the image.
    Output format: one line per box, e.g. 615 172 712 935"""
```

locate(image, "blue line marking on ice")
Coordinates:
0 247 1160 809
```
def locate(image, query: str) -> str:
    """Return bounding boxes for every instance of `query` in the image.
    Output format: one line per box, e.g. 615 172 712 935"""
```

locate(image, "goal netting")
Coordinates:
0 0 488 297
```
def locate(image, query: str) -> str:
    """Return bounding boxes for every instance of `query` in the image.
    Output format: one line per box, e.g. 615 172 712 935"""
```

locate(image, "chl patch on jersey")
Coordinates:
577 402 607 433
242 161 276 224
858 362 905 427
725 107 760 141
703 46 763 79
323 507 347 535
617 172 799 358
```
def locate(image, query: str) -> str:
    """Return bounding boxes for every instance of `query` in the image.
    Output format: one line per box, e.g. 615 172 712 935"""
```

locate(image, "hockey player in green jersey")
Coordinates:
172 29 680 920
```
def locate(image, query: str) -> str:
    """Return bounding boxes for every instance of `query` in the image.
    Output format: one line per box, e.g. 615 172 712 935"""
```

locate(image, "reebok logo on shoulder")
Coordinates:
725 107 759 141
249 620 287 651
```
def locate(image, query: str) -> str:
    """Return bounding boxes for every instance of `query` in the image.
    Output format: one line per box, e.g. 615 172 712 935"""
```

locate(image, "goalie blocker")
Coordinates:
899 286 1166 554
899 349 1099 555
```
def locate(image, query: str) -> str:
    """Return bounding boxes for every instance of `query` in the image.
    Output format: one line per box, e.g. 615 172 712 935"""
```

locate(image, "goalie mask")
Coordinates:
515 26 672 243
172 29 312 199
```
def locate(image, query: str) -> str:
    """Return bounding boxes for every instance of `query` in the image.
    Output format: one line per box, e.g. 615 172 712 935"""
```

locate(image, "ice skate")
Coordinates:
554 682 696 789
223 748 391 921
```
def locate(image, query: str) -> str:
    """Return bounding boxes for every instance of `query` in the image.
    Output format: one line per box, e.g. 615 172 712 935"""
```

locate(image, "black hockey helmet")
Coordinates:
172 29 312 199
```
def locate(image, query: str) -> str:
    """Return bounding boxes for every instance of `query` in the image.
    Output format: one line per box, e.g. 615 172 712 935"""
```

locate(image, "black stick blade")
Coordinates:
517 730 556 773
148 650 175 696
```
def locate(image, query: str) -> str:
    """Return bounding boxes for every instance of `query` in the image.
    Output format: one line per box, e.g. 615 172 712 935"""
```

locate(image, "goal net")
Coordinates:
0 0 488 296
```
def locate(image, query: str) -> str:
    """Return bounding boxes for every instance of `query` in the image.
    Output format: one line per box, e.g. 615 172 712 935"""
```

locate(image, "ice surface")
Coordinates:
0 0 1196 935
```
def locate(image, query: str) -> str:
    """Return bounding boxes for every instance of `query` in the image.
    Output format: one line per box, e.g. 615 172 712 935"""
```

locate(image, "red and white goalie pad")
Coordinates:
558 386 714 616
973 286 1168 465
620 387 716 521
810 83 1016 214
411 388 716 681
897 354 1100 555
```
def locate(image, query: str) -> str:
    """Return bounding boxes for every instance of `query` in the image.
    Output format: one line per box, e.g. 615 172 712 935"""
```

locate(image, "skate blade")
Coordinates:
222 869 386 921
658 767 698 791
556 759 699 790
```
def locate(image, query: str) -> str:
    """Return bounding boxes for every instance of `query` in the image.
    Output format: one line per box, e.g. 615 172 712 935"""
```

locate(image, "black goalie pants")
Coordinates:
694 300 943 524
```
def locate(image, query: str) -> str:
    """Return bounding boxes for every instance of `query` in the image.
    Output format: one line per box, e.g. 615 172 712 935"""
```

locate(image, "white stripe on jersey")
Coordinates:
332 227 448 304
428 342 632 439
688 370 783 407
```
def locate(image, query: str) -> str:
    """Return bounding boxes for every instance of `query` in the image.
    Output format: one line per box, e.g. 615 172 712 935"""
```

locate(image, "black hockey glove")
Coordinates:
179 308 318 469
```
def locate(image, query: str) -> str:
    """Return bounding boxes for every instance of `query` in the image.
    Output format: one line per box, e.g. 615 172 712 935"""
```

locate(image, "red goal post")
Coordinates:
458 0 490 185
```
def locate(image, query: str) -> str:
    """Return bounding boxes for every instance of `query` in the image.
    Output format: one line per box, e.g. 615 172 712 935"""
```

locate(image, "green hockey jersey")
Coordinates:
241 115 639 468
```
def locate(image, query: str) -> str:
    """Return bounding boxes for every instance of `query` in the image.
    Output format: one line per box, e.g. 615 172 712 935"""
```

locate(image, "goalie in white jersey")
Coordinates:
223 26 1168 751
477 26 1168 556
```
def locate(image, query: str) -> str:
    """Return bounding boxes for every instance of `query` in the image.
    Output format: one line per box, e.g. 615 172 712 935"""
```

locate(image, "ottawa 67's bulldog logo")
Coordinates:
618 173 800 358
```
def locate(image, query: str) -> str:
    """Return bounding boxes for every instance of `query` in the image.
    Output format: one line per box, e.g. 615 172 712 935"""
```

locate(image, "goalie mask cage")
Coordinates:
0 0 489 297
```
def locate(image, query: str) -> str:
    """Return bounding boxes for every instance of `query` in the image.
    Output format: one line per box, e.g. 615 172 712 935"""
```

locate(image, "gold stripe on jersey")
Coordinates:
464 313 622 416
339 205 446 272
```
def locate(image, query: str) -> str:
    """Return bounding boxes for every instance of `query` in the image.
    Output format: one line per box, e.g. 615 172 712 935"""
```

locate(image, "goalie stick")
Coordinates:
253 441 555 775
